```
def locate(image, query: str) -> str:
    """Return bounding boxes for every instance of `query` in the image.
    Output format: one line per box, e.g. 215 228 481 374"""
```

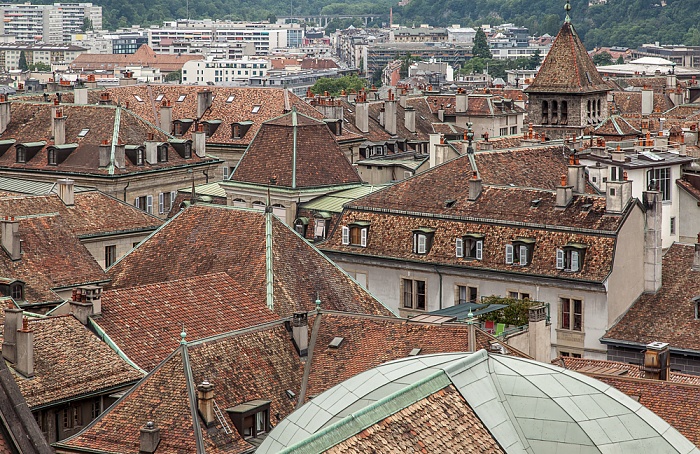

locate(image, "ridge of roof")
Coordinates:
181 343 206 454
265 210 274 311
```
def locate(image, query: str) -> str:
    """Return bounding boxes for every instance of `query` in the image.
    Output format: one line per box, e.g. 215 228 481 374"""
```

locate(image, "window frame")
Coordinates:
402 278 426 310
556 244 586 272
506 239 534 266
412 228 435 255
342 223 369 247
105 244 117 267
560 297 583 331
646 167 671 201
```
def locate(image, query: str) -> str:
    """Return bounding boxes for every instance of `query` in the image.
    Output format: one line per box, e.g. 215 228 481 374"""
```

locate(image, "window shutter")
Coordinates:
476 240 483 260
571 251 579 272
556 249 564 269
505 244 513 264
170 191 177 210
417 234 426 254
158 193 164 214
146 195 153 214
134 197 140 209
455 238 463 257
519 245 528 266
341 226 350 245
360 228 367 247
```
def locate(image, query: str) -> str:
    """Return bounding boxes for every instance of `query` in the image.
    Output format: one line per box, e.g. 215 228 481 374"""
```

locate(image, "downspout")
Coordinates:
122 181 130 202
434 265 443 310
203 169 209 184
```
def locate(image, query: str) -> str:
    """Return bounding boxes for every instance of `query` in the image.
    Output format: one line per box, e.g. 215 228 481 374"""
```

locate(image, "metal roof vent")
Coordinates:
530 199 541 208
409 348 421 356
329 337 344 348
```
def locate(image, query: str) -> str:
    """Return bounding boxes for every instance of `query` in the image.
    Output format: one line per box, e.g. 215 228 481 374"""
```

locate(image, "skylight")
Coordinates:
177 94 187 102
226 95 235 103
155 94 164 102
134 95 144 102
251 105 261 113
328 337 344 348
77 128 89 138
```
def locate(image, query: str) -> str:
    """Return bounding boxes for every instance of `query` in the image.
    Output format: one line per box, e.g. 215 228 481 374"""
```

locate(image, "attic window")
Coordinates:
694 296 700 319
530 199 541 208
506 238 535 266
413 228 436 254
342 222 369 247
11 283 22 301
226 400 270 441
456 234 483 260
155 94 164 102
177 94 187 102
329 337 344 348
226 95 235 103
134 95 144 102
78 128 89 138
409 348 421 356
444 199 456 208
251 105 261 114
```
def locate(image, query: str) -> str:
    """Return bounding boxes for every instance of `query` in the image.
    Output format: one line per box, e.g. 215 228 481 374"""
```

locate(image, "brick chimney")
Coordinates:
192 124 206 158
53 108 66 146
74 87 88 105
643 189 662 293
354 92 369 134
606 172 633 214
70 287 95 325
98 92 112 105
292 312 308 357
159 100 173 133
2 303 22 363
567 155 586 194
468 171 482 201
1 217 20 261
197 381 215 426
556 174 573 208
139 422 161 454
404 106 415 133
197 90 213 118
643 341 670 380
56 178 74 206
0 94 11 135
15 317 33 378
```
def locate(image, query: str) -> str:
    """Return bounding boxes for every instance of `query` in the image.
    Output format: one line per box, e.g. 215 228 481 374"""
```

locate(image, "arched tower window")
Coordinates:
560 101 568 125
542 101 549 124
551 100 559 125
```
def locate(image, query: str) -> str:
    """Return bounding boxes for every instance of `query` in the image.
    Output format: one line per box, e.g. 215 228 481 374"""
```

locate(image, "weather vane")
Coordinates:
565 0 572 23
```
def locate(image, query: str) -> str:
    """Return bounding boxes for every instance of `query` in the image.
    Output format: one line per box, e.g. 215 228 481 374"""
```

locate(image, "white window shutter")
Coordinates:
505 244 513 264
571 251 579 271
134 197 140 209
146 195 153 214
158 192 164 214
341 226 350 245
170 191 177 210
519 245 528 266
476 240 483 260
455 238 463 257
360 228 367 247
556 249 565 269
418 235 426 254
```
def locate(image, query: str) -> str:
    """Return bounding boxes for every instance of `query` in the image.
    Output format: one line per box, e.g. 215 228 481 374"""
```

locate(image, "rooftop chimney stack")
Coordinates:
15 317 33 378
159 100 173 134
292 312 308 357
1 217 20 261
455 88 468 114
355 94 369 134
384 93 397 135
567 155 586 194
468 171 482 201
0 94 10 135
693 233 700 272
139 422 161 454
192 124 207 158
643 189 662 293
641 88 654 116
556 174 573 208
56 178 74 206
197 90 213 118
196 381 216 426
114 141 126 169
53 108 66 146
74 87 88 105
528 305 550 363
405 106 415 133
98 140 111 168
606 172 633 214
643 341 670 381
69 287 94 325
432 136 451 167
2 304 22 363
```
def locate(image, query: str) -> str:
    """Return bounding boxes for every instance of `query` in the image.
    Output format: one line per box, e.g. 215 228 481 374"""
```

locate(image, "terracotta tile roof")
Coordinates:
12 315 143 409
108 205 391 317
94 273 278 371
69 44 200 73
305 312 528 398
300 58 339 70
604 243 700 352
230 110 362 188
270 57 301 69
526 22 609 94
611 91 674 117
475 136 527 150
594 114 641 137
0 102 217 176
337 97 434 143
426 94 525 117
104 85 325 147
677 176 700 202
326 384 504 453
556 356 700 385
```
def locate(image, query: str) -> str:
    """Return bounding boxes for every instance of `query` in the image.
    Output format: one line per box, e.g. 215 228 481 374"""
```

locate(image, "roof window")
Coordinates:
155 94 164 102
251 105 261 113
134 94 144 102
329 337 344 348
177 94 187 102
78 128 89 138
226 95 235 103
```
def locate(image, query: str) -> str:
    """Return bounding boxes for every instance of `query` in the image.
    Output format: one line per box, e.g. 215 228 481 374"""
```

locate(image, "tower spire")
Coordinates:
564 0 572 23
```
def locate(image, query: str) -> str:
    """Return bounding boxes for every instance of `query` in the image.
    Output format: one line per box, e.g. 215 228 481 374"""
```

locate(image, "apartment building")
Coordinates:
0 2 101 43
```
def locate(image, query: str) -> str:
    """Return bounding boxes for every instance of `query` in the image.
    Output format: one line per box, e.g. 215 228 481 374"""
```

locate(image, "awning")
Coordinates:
428 303 509 321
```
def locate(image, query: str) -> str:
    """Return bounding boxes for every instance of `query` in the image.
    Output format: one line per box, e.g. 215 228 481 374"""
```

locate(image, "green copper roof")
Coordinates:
300 185 389 213
259 351 700 454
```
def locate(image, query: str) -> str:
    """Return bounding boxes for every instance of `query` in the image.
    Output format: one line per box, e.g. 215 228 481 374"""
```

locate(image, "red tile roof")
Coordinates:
69 44 200 73
230 110 362 188
557 356 700 385
526 22 609 94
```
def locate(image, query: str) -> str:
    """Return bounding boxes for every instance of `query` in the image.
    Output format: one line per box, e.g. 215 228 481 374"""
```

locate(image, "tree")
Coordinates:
616 55 625 64
18 51 28 71
527 49 541 70
592 51 614 66
471 27 492 59
399 52 417 78
29 62 50 72
311 75 366 96
81 17 93 32
164 70 181 82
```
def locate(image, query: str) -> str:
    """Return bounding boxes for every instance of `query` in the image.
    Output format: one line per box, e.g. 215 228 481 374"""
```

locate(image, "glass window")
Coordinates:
402 279 426 310
647 167 671 201
561 298 582 331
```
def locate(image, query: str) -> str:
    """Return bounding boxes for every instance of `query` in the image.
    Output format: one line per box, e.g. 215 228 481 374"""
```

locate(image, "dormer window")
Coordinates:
341 221 369 247
136 148 144 165
505 238 535 266
456 234 483 260
227 400 270 441
16 148 25 163
556 244 587 272
157 144 168 162
11 283 23 301
412 228 435 254
48 148 56 165
695 296 700 319
294 217 308 237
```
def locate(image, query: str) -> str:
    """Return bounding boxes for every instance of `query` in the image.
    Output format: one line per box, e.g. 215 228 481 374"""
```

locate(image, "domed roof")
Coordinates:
259 350 700 453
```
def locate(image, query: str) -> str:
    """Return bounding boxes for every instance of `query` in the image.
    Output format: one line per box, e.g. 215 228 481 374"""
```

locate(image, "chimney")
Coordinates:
70 287 94 325
56 178 74 206
82 285 102 317
643 189 662 293
98 92 112 105
610 146 625 163
85 74 97 89
292 312 308 357
2 304 22 363
384 98 397 135
399 92 407 108
197 90 213 118
1 217 20 261
405 106 415 133
641 88 654 116
98 140 111 168
378 107 385 127
567 155 586 193
196 381 216 426
355 98 369 133
556 175 573 208
74 87 88 105
455 89 468 113
114 142 126 169
159 101 173 133
528 305 550 363
643 341 670 380
0 94 10 134
437 106 445 122
468 171 482 201
192 124 207 158
145 139 158 164
53 108 66 145
606 173 633 214
432 136 450 167
467 313 477 353
15 317 33 378
139 422 161 454
693 234 700 272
